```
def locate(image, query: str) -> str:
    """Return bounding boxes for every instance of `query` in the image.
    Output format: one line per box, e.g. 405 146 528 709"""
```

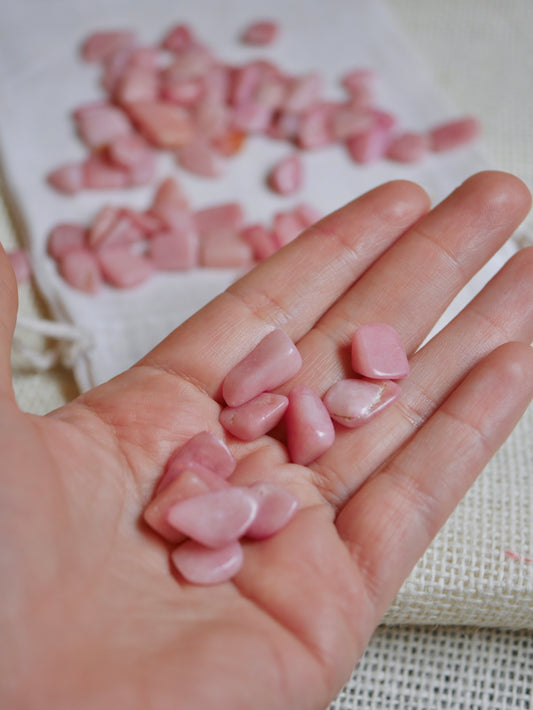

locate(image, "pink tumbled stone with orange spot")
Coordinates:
167 487 258 548
245 482 299 539
219 392 288 441
323 378 401 428
285 385 335 465
222 329 302 408
171 540 243 585
351 323 409 379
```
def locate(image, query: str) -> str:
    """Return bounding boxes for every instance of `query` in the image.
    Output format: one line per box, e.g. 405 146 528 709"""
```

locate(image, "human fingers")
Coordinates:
138 180 430 398
311 246 533 504
288 171 531 391
0 242 18 397
334 341 533 625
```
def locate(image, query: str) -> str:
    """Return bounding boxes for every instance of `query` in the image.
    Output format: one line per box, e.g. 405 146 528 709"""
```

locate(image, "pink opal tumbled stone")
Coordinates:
145 467 230 544
245 482 299 539
167 487 258 548
222 329 302 408
171 539 243 585
219 393 288 441
47 163 84 195
47 224 87 259
58 250 102 294
241 224 277 261
199 230 254 269
97 247 155 288
267 154 303 195
323 378 401 428
285 385 335 466
429 116 480 152
156 431 236 495
351 323 409 379
148 231 199 270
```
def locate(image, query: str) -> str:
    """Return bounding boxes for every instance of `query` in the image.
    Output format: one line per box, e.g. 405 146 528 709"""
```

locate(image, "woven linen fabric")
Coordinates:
330 626 532 710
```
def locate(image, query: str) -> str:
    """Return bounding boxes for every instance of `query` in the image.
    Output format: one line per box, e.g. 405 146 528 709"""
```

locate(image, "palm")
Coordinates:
2 172 533 710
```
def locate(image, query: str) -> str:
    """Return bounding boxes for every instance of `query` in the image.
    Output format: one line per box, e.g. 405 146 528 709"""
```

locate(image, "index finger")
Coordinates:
139 180 429 398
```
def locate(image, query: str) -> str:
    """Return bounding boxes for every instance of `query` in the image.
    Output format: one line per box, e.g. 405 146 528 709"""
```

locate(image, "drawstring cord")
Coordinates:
12 316 94 371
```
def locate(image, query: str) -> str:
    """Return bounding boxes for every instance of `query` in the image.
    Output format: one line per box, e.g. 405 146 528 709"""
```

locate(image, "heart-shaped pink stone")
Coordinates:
167 487 258 548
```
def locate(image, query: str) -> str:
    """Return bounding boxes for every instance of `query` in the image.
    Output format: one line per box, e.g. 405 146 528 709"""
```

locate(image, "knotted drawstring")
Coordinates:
11 316 94 371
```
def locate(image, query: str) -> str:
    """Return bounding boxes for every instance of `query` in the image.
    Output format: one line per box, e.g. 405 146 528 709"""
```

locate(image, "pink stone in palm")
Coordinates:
156 431 236 495
145 471 223 543
167 488 258 548
144 468 230 544
171 540 243 585
323 378 401 428
245 482 299 539
219 393 288 441
285 385 335 465
222 329 302 408
351 323 409 379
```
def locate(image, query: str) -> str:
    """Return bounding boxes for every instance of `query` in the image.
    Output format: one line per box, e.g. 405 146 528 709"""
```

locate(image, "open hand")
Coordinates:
1 171 532 710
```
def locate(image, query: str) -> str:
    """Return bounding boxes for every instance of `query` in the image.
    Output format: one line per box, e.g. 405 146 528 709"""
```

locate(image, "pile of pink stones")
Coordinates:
145 322 408 584
47 20 481 196
46 176 321 292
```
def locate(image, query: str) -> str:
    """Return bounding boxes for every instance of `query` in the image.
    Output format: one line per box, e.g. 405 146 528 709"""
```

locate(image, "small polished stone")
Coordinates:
167 487 258 548
219 393 288 441
245 482 299 539
323 378 401 428
351 323 409 379
222 329 302 408
285 385 335 465
171 540 243 585
144 468 230 544
156 431 236 495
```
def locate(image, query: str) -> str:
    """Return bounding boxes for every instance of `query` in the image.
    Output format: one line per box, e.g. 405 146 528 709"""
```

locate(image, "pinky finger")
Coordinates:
335 341 533 623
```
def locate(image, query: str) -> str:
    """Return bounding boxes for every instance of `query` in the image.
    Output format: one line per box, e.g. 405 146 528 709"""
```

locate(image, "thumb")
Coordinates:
0 241 19 397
